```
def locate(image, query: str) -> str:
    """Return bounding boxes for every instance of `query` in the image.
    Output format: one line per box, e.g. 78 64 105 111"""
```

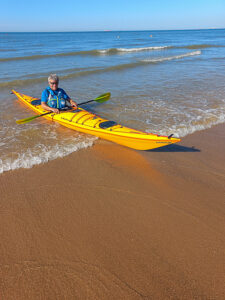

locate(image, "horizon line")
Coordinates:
1 27 225 33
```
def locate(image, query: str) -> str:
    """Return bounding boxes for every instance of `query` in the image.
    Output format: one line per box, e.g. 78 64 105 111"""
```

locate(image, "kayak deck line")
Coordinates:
12 89 181 150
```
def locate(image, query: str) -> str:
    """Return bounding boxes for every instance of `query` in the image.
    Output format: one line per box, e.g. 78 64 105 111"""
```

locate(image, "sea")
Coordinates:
0 29 225 173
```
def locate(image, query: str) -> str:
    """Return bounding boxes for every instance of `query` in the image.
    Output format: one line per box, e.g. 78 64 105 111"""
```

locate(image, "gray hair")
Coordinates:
48 74 59 83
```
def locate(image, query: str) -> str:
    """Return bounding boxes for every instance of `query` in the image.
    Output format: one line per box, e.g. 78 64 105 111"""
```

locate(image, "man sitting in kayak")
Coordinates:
41 74 77 113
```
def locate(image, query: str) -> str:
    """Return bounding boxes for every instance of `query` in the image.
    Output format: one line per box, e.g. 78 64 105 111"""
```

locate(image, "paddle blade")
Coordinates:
16 111 51 124
94 92 111 103
16 115 40 124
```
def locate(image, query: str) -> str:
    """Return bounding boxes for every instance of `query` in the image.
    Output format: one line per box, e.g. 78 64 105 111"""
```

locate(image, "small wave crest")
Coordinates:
182 44 225 49
98 46 169 54
163 113 225 137
0 51 201 89
145 105 225 138
1 43 223 63
142 50 201 63
0 137 96 174
1 43 223 62
0 46 169 62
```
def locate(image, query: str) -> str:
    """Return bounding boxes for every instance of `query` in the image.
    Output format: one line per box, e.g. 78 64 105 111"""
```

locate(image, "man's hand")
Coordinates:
70 100 78 109
41 102 60 114
51 108 60 114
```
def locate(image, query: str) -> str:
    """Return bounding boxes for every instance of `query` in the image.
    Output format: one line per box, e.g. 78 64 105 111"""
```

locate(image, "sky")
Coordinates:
1 0 225 32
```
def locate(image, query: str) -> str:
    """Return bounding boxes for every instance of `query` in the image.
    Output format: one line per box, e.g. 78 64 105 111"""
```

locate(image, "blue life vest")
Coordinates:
47 87 66 109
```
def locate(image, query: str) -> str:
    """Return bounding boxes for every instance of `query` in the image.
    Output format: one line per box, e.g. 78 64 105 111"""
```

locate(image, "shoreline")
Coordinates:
1 123 225 299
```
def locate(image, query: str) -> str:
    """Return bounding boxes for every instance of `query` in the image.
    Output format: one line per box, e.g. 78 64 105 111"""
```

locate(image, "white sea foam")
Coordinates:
0 137 96 174
117 46 169 52
170 113 225 137
145 108 225 138
142 50 201 63
98 46 169 54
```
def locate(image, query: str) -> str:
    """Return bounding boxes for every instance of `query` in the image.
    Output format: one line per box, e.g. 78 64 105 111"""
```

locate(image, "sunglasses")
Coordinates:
49 82 58 85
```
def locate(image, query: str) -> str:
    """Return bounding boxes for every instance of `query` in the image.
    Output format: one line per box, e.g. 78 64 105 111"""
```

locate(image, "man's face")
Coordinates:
49 80 58 91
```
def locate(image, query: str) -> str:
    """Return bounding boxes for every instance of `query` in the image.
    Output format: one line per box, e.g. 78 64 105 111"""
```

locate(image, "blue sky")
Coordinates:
1 0 225 31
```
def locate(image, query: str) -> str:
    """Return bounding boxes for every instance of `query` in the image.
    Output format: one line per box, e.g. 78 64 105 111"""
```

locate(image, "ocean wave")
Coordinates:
0 63 142 88
145 104 225 138
162 113 225 138
0 46 170 62
0 51 201 89
99 46 169 54
1 43 223 62
0 49 17 52
142 50 201 63
180 44 225 49
0 137 96 174
0 51 95 62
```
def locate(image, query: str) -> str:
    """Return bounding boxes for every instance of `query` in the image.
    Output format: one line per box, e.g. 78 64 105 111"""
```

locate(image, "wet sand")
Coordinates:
0 123 225 299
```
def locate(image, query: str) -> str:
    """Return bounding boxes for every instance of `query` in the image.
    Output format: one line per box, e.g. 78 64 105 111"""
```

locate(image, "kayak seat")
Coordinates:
99 121 117 129
31 99 41 106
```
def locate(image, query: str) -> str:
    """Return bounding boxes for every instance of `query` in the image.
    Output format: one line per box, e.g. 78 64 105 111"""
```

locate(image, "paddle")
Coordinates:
16 92 111 124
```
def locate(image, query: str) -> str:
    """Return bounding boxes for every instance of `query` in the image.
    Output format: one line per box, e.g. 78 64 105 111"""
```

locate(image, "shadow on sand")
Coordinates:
147 144 200 153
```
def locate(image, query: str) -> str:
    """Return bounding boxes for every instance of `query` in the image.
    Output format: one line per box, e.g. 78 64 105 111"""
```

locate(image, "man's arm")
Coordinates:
67 98 78 109
61 89 78 109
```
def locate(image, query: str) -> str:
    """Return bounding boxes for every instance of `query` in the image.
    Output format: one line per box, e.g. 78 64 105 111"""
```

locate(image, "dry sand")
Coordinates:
0 123 225 299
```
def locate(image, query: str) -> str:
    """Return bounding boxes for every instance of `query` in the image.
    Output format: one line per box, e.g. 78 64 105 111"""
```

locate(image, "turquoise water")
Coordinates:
0 29 225 172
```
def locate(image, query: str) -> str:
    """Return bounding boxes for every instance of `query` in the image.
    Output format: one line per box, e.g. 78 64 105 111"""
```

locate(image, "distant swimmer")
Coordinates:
117 36 120 39
149 35 153 38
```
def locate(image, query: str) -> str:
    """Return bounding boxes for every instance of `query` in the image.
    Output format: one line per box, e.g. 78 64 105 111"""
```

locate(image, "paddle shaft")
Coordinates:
16 99 97 123
43 98 96 112
46 99 96 113
15 91 110 124
78 99 95 106
32 107 74 119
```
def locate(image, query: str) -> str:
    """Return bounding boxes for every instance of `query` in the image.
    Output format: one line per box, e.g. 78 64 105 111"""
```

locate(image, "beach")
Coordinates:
1 29 225 299
1 123 225 299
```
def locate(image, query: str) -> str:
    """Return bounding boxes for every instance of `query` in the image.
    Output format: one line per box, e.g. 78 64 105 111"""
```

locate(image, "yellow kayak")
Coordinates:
12 89 180 150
